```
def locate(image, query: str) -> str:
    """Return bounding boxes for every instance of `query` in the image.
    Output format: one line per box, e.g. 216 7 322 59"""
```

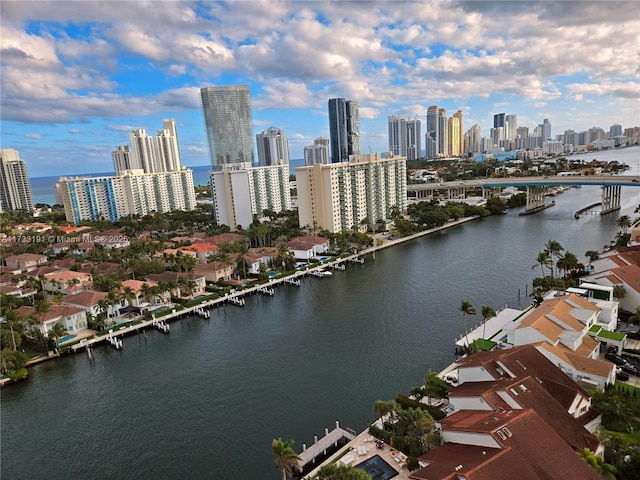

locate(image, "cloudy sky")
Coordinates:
1 0 639 177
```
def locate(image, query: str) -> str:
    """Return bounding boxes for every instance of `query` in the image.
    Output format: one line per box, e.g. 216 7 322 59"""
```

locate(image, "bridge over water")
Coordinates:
407 175 640 214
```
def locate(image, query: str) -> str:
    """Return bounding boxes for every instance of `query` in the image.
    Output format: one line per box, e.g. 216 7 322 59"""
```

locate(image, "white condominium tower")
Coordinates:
304 137 330 166
296 153 407 233
388 115 422 160
256 127 290 167
122 119 182 174
57 169 196 224
209 163 291 230
0 148 35 212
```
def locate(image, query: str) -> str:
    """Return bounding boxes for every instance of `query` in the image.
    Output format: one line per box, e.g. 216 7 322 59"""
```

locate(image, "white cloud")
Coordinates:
24 133 42 139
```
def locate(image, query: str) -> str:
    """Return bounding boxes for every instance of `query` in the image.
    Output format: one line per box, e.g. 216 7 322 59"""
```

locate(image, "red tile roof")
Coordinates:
412 409 600 480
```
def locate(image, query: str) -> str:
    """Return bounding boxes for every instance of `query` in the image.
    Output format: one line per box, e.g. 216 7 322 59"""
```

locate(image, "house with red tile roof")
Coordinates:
410 409 600 480
119 279 170 308
18 304 88 337
62 290 122 319
245 247 278 274
287 236 330 261
498 294 615 389
146 271 206 299
451 345 603 433
202 232 246 247
581 245 640 313
193 261 233 283
4 253 48 272
43 270 93 294
177 243 219 264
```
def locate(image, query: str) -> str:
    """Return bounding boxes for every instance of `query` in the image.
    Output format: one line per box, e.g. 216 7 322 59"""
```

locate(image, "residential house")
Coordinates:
93 229 131 249
193 261 234 283
202 232 246 248
410 409 600 480
499 294 615 389
62 290 121 320
580 245 640 313
246 247 278 275
154 248 198 269
43 270 93 295
4 253 48 272
51 241 94 256
119 279 170 308
451 345 603 433
18 304 88 337
177 243 219 264
287 236 330 261
146 271 206 300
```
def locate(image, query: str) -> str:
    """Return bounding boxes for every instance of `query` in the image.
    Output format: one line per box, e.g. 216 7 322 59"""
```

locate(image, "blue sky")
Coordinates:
1 0 639 177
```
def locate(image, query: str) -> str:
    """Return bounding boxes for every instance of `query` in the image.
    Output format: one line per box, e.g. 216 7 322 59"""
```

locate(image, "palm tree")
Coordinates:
532 250 552 277
271 438 301 480
628 306 640 326
612 285 626 302
616 215 631 235
48 321 68 352
481 305 496 346
556 251 579 279
545 239 564 277
459 300 477 347
578 448 617 479
121 286 135 308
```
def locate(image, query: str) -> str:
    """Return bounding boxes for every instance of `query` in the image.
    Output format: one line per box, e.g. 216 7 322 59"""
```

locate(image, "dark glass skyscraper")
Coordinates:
328 98 360 162
200 85 255 169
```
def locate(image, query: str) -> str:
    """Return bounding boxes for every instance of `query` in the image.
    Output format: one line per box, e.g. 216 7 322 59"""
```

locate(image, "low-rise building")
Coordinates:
193 261 234 283
4 253 48 272
18 304 88 337
287 236 330 261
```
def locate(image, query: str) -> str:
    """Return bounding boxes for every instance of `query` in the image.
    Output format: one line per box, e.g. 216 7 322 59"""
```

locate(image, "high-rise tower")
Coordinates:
437 108 448 157
426 106 439 159
256 127 290 167
201 85 255 169
328 98 360 163
0 148 34 212
505 114 517 142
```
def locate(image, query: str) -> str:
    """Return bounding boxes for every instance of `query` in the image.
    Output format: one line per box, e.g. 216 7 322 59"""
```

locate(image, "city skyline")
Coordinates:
1 1 639 177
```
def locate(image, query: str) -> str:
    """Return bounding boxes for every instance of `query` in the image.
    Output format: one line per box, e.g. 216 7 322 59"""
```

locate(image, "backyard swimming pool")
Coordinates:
58 334 77 344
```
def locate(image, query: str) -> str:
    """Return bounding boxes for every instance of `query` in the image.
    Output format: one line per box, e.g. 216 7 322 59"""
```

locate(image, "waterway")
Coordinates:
3 148 640 479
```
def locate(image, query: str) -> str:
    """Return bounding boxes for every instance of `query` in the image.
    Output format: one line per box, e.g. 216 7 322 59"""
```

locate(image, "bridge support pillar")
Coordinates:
525 186 546 212
448 187 465 199
601 185 621 214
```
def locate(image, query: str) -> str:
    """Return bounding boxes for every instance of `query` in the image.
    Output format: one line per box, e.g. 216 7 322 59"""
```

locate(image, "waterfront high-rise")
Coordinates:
505 114 517 142
125 119 182 174
112 146 134 175
448 115 461 157
388 115 422 161
0 148 35 212
256 127 290 167
296 153 407 233
540 118 552 141
328 98 360 163
426 105 439 159
304 137 330 166
200 85 255 169
493 113 505 129
437 108 448 157
209 163 291 229
57 169 196 224
463 124 481 154
452 110 463 156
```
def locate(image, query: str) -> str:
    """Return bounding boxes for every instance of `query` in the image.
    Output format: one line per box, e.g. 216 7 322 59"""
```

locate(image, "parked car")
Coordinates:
621 364 639 376
627 331 640 340
616 371 630 381
605 352 626 366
